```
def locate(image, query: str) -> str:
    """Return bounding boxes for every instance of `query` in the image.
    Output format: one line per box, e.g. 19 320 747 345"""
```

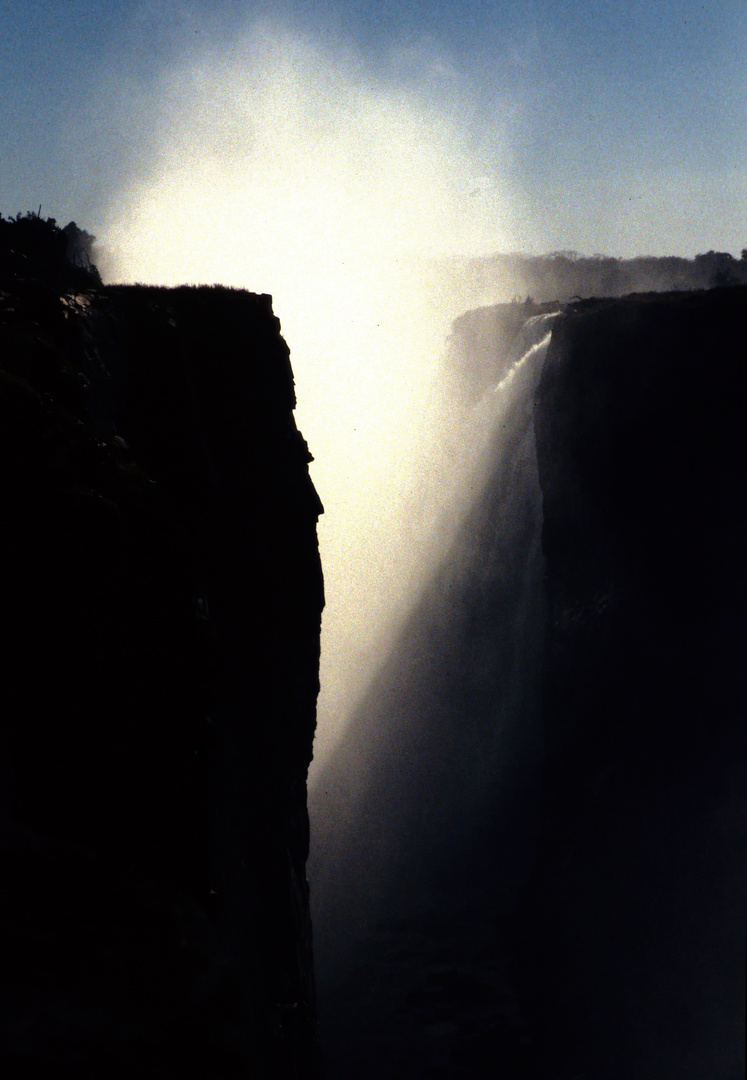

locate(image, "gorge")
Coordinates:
1 224 745 1078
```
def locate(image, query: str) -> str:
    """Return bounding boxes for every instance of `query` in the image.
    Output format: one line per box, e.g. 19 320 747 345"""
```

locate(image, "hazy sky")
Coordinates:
2 0 746 258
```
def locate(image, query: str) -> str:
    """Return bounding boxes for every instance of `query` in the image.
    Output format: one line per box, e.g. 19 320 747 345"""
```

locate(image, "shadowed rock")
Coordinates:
0 280 323 1078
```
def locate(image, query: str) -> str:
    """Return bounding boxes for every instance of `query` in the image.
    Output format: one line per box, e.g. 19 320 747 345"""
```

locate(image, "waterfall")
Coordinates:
308 310 558 1079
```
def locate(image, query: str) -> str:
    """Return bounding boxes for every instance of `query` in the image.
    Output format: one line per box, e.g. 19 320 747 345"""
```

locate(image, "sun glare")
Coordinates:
101 21 519 775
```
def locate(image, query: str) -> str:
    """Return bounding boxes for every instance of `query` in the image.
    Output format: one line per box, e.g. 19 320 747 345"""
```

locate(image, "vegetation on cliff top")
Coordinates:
464 247 747 304
0 210 101 289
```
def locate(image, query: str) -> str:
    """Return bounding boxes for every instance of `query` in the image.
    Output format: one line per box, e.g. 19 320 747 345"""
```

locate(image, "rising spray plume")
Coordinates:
97 19 528 778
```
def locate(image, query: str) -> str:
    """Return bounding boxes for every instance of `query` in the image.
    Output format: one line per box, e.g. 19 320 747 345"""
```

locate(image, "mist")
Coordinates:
98 18 529 776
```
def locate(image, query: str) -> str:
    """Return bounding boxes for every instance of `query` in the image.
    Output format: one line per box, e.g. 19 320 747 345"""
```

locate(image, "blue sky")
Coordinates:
2 0 746 257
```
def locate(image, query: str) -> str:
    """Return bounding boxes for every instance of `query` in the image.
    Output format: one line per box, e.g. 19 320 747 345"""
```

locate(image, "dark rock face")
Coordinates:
522 286 747 1079
0 282 323 1078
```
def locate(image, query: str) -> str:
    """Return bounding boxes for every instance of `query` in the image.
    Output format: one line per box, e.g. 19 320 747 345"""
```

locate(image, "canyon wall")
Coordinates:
521 285 747 1079
0 280 323 1078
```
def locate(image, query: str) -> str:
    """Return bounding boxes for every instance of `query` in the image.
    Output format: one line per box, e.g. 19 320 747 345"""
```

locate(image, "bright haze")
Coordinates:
4 0 747 773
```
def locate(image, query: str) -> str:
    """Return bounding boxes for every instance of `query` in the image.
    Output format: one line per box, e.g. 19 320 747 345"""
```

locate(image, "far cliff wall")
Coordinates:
521 286 747 1079
0 281 323 1078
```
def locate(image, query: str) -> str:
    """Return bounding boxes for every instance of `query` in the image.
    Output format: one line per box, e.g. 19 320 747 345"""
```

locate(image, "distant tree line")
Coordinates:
0 210 101 288
464 248 747 303
3 208 746 302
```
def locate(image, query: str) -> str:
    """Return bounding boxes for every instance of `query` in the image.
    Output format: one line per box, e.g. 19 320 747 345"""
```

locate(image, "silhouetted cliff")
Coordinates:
0 279 323 1078
520 285 747 1079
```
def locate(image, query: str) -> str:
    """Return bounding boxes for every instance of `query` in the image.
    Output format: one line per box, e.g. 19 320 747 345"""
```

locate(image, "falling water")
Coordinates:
309 311 558 1079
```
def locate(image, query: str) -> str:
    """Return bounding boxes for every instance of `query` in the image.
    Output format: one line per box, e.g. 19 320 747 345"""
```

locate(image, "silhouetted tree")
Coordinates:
0 210 101 287
63 221 98 274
